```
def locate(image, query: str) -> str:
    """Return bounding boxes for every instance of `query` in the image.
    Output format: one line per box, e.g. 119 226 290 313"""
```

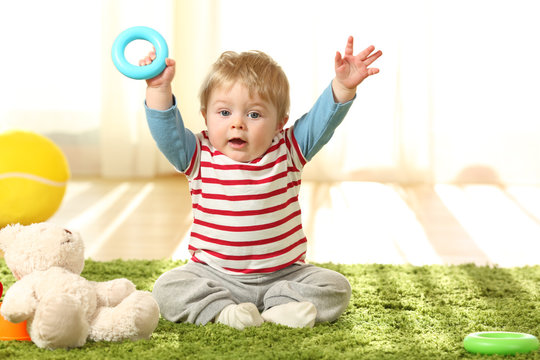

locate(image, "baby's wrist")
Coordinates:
146 85 173 110
147 83 172 93
331 79 356 103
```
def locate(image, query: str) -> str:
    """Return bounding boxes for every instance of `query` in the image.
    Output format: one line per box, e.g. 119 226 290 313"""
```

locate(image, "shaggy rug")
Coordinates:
0 259 539 359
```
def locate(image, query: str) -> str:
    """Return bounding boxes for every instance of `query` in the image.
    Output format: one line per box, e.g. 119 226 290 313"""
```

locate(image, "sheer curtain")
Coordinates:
1 1 104 175
2 0 539 184
0 0 177 177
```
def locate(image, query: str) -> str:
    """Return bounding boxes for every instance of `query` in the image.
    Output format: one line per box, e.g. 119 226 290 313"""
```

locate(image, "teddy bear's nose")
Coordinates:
64 229 72 235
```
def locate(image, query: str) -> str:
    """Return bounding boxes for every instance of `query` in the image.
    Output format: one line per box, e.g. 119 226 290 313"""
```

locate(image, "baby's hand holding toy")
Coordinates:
112 26 169 80
141 51 176 88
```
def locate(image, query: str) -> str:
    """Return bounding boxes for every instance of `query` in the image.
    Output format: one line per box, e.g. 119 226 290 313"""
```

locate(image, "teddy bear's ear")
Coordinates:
0 223 22 251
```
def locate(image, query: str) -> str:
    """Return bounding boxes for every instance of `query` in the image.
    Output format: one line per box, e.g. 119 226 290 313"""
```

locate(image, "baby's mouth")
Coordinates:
229 138 247 148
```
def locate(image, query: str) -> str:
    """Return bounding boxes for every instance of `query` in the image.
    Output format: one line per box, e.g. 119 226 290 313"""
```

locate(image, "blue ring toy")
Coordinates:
111 26 168 80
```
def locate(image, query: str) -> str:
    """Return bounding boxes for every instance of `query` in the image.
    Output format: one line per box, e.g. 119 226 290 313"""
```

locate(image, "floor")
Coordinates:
49 176 540 267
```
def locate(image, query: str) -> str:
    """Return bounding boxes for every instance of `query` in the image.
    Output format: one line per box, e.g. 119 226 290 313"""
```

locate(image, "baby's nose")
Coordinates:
231 116 245 129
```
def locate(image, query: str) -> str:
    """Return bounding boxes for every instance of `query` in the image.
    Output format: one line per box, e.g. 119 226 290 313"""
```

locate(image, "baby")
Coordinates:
143 37 382 329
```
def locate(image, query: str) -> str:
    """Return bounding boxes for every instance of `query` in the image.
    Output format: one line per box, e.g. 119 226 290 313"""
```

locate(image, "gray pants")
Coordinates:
152 262 351 325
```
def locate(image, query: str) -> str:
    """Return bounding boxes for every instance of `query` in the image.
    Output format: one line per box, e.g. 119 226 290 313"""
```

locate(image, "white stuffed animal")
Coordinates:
0 222 160 349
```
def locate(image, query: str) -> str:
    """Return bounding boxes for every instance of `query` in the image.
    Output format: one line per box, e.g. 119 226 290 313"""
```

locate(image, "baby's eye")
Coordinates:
248 112 260 119
220 110 231 117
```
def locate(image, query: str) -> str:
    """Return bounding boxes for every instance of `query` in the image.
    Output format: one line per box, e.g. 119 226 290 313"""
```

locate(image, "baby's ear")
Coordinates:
277 116 289 132
0 224 21 251
201 110 208 126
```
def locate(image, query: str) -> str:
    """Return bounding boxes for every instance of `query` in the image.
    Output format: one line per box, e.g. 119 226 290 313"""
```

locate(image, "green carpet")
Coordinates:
0 259 539 359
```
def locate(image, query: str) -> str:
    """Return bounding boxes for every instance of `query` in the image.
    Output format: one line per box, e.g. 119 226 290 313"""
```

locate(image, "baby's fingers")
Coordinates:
363 49 383 67
367 68 380 76
334 51 344 67
138 50 156 66
357 45 377 61
344 36 354 56
138 57 149 66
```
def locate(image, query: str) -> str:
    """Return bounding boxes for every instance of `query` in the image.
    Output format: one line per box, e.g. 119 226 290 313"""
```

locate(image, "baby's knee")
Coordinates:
316 270 352 322
151 270 174 302
337 273 352 298
333 273 352 312
151 267 189 315
323 269 352 299
151 266 228 324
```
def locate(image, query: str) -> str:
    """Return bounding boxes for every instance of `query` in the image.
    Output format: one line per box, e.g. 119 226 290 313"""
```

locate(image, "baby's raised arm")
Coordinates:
332 36 382 103
140 50 177 110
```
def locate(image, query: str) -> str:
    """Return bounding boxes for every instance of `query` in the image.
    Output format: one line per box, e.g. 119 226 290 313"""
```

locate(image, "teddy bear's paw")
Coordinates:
89 291 159 342
95 278 136 307
0 296 36 324
31 294 88 349
123 291 160 340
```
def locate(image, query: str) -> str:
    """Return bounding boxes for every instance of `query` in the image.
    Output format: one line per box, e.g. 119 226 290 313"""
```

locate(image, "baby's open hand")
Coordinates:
334 36 382 92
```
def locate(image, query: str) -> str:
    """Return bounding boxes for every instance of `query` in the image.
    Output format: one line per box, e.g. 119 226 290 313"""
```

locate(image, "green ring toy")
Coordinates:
464 332 539 355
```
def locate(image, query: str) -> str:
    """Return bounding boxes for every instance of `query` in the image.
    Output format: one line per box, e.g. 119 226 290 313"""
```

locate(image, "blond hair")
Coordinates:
199 51 290 121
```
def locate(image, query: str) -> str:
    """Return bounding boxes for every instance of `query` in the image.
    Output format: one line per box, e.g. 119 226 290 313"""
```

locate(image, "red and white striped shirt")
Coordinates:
184 127 307 274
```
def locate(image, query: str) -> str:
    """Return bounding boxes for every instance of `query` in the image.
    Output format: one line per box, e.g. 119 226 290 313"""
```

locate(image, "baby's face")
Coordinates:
203 81 286 163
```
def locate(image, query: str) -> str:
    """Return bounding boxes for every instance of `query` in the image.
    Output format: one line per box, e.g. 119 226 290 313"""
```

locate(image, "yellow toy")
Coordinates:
0 131 70 228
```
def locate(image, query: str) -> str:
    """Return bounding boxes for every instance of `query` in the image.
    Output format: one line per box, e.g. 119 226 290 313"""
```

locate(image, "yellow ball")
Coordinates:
0 130 70 227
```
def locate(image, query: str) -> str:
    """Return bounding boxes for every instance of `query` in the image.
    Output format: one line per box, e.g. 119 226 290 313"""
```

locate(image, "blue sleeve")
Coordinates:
292 84 354 161
144 96 197 172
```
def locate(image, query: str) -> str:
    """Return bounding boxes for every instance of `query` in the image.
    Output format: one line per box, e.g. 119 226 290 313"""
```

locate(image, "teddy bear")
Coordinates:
0 222 160 349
